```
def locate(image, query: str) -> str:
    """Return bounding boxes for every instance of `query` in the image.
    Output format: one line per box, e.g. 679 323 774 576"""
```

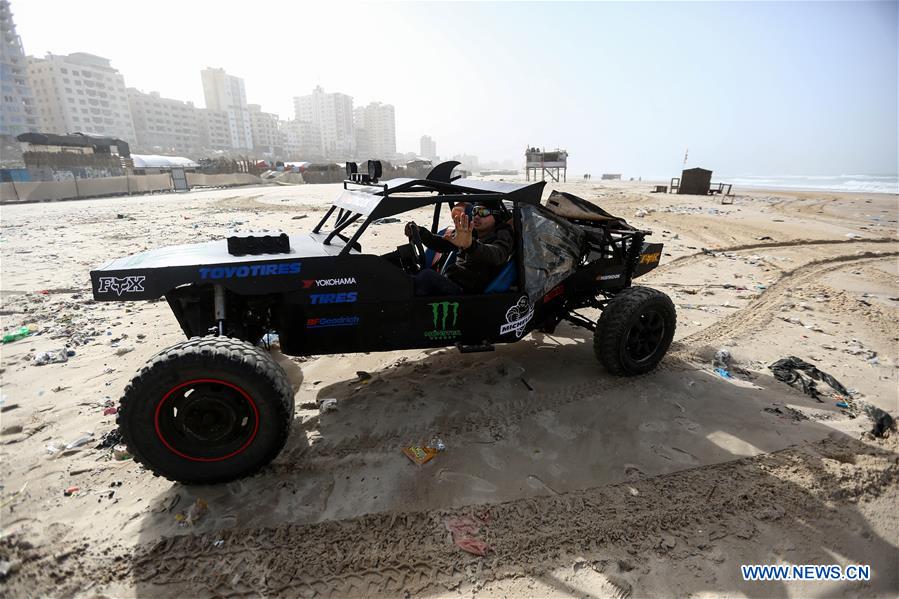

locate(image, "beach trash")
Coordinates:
713 367 732 379
444 515 491 556
34 349 68 366
2 327 31 344
402 445 439 465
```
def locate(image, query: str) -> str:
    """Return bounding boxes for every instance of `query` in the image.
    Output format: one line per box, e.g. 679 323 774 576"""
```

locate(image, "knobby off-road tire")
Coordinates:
595 286 676 376
117 336 294 484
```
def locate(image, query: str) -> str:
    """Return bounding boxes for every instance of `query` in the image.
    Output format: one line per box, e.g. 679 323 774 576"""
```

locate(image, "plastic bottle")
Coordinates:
2 327 31 344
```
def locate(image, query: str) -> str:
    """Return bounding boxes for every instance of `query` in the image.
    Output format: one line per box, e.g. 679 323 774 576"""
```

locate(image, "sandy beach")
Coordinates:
1 179 897 597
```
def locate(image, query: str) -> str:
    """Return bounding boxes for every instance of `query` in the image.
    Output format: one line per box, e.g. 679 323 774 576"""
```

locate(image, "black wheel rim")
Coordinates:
624 309 666 363
154 379 259 462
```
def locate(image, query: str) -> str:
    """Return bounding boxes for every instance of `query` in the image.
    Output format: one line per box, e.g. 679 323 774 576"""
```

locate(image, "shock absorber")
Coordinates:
213 284 225 336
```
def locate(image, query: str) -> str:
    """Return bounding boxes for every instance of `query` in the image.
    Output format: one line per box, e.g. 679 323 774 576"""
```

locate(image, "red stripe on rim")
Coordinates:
154 378 259 462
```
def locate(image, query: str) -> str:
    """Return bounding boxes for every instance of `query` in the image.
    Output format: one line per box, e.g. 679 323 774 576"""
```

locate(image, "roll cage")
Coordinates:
311 163 546 259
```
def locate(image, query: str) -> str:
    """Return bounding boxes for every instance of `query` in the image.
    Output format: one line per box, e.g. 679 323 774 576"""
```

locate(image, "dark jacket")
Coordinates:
416 223 514 293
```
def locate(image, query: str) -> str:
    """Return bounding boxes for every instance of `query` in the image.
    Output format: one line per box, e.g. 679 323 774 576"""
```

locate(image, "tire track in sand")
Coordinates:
677 251 899 348
124 435 898 598
656 237 897 272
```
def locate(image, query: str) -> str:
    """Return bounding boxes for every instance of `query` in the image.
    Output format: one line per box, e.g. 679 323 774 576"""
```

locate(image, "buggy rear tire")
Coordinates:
117 336 294 484
594 286 676 376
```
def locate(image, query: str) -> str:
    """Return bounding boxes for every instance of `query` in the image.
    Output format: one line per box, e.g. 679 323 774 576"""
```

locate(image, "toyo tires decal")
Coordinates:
154 378 260 462
500 296 534 337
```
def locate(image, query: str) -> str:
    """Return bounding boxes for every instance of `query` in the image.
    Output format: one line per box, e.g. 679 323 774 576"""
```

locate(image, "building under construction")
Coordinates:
525 147 567 182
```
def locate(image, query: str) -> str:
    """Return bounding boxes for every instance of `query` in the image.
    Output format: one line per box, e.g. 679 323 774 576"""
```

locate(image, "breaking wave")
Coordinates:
726 174 898 194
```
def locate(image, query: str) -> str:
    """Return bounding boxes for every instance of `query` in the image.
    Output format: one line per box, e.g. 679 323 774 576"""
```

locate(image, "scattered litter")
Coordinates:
764 404 809 422
845 233 862 239
45 440 65 455
63 486 80 497
103 406 118 416
213 539 225 548
113 444 132 461
768 356 850 402
836 401 850 409
713 367 732 379
402 445 439 465
319 398 338 413
95 429 122 450
0 559 20 579
429 438 447 452
261 333 279 348
65 434 94 450
445 515 491 556
34 349 68 366
713 349 731 369
114 346 135 356
2 326 32 344
373 217 400 225
756 236 773 241
290 215 308 220
864 405 895 438
175 498 209 526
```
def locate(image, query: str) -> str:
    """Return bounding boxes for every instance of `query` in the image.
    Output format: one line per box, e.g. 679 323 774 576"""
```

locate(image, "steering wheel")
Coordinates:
406 224 428 272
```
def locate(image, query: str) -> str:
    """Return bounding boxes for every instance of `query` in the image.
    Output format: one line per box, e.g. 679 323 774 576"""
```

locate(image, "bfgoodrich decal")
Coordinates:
306 316 360 329
500 296 534 337
199 262 301 280
97 276 145 296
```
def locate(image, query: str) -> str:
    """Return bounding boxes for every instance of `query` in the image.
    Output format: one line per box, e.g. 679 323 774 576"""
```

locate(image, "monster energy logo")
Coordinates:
425 301 461 341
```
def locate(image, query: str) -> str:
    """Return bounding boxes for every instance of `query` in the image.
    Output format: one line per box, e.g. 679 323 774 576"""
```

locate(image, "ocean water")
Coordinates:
724 174 898 195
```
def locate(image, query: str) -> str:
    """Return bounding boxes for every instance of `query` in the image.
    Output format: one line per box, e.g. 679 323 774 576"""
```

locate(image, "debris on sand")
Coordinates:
34 349 68 366
864 405 896 438
175 498 209 526
402 445 439 465
768 356 850 401
445 514 491 556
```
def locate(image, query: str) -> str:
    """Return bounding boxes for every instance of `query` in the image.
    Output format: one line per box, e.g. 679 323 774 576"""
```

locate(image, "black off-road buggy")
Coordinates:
90 161 675 483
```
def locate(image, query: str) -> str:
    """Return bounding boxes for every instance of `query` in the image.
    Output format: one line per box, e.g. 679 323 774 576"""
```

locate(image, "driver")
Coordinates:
405 204 513 296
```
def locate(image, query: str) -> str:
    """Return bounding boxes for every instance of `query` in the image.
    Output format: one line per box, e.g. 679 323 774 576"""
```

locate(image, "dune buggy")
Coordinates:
90 161 675 483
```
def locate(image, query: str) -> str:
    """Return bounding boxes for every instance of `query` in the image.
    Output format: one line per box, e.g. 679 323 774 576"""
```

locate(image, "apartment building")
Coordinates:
281 119 321 160
293 86 353 159
354 101 395 161
27 52 135 143
200 67 252 150
248 104 282 156
198 108 232 151
127 88 201 155
420 135 437 161
0 0 39 136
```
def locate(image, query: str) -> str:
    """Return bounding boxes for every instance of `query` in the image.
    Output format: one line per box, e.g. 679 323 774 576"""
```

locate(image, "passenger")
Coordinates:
405 204 513 296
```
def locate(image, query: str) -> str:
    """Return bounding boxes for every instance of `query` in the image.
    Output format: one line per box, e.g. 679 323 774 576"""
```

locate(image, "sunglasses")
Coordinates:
472 207 496 218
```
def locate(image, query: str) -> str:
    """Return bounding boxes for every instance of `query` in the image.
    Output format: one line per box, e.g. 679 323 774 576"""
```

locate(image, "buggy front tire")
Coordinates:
117 336 294 484
595 286 676 376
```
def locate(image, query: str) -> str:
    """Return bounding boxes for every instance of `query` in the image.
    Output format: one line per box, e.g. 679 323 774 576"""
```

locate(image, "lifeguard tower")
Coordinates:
525 146 568 182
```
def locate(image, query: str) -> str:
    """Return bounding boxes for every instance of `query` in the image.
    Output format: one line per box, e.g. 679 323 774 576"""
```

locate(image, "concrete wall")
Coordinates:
0 172 261 203
185 173 262 187
0 174 173 204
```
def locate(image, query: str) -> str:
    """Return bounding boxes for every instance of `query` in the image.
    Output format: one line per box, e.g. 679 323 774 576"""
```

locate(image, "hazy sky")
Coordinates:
12 1 897 177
